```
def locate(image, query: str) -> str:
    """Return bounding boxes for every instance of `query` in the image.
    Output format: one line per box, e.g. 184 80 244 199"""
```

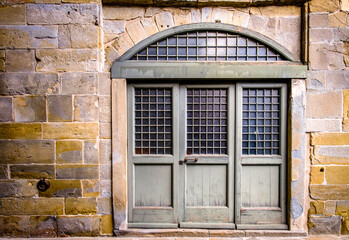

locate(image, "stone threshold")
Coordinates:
115 229 308 238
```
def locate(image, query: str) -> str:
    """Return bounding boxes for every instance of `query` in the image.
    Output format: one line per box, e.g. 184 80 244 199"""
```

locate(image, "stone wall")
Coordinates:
307 0 349 235
0 0 113 237
0 0 348 237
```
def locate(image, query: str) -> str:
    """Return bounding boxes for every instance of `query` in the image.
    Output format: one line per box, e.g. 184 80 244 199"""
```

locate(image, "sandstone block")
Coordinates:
329 11 347 28
310 0 340 13
57 216 99 237
306 91 342 119
13 96 46 122
145 7 161 17
103 20 125 34
70 25 99 48
100 123 111 139
172 8 191 25
309 28 334 43
65 198 97 215
104 46 120 70
99 139 111 164
141 18 158 36
99 180 111 198
82 180 99 197
58 25 71 48
309 13 329 28
324 200 336 216
313 145 349 165
310 185 349 200
56 165 99 179
84 140 98 164
310 166 324 185
0 73 59 95
336 200 349 217
27 4 98 24
6 50 35 72
0 50 4 72
291 158 301 181
0 165 8 179
10 165 54 179
48 95 73 122
0 123 41 139
43 123 98 139
0 140 54 164
306 71 326 90
309 43 344 70
30 216 57 238
155 11 174 31
103 6 144 20
305 119 341 132
248 15 268 33
343 0 349 11
191 9 200 23
126 20 148 44
202 7 212 22
0 181 21 197
100 215 113 235
62 0 98 3
342 217 349 235
56 140 83 164
326 166 349 184
4 180 38 197
232 10 250 28
309 201 325 215
0 26 58 49
97 197 112 215
311 132 349 145
74 95 99 122
308 216 341 235
36 49 98 72
0 5 26 25
100 164 111 180
112 33 134 55
61 72 97 94
345 89 349 118
98 72 111 95
250 5 300 17
326 70 349 89
0 216 30 237
39 179 82 198
211 8 233 24
1 198 64 215
0 97 13 122
99 96 111 122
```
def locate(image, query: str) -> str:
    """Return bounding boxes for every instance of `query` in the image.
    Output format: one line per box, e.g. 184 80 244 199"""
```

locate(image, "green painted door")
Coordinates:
127 83 286 229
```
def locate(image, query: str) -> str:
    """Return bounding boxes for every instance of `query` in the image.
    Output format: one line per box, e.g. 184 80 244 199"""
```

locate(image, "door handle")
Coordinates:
184 157 198 162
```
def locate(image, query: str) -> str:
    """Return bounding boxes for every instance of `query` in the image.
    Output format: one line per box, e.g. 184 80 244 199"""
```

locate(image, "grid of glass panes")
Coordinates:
130 31 285 61
187 89 228 155
242 88 280 155
134 88 172 155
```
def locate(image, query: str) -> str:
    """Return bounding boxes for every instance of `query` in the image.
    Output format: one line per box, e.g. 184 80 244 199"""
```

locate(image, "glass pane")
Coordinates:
130 31 286 61
134 88 172 155
242 88 280 155
187 88 228 155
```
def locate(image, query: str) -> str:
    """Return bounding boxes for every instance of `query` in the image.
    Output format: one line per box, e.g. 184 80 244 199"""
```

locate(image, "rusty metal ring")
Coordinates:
37 178 50 192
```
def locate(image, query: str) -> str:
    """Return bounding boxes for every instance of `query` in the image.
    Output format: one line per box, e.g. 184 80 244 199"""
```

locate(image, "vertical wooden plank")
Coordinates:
112 78 127 230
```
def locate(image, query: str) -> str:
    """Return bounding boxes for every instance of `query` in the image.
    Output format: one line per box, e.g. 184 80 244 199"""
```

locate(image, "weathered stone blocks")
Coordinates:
84 140 98 164
36 49 98 72
0 5 26 25
99 96 111 122
74 95 99 122
65 197 97 215
0 73 59 95
326 166 349 184
97 197 112 215
103 6 144 20
0 50 5 72
309 216 341 235
0 180 38 197
103 20 125 34
1 198 64 215
56 165 99 179
0 216 30 237
61 72 97 94
26 4 99 25
58 24 99 48
311 132 349 145
48 95 73 122
310 166 324 185
43 123 98 139
10 165 55 179
57 216 100 237
309 43 344 70
0 26 58 49
100 215 113 235
126 20 148 44
82 180 99 197
29 216 57 238
306 91 343 119
0 140 54 164
313 146 349 165
0 165 8 179
310 185 349 200
155 11 174 31
112 32 134 55
6 50 35 72
39 180 82 198
0 97 13 122
56 140 83 164
0 124 41 139
310 0 340 13
13 96 46 122
305 119 341 132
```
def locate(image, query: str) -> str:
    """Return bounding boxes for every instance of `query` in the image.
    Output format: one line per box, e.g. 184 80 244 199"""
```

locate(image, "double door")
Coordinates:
127 83 286 229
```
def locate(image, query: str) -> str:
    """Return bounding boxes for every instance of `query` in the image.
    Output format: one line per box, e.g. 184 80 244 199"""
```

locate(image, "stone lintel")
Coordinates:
103 0 308 7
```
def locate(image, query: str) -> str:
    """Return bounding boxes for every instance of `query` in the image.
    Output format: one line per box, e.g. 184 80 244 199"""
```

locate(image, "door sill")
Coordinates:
180 222 235 229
